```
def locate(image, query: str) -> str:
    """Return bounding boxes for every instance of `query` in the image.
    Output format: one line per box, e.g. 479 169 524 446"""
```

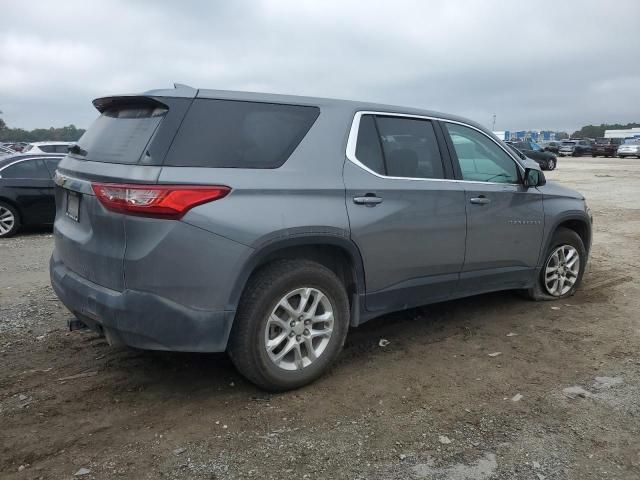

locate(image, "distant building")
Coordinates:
492 130 557 142
604 128 640 139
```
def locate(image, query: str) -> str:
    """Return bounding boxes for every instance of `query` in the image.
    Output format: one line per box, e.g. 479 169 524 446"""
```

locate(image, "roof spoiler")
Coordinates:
92 95 168 113
92 83 198 113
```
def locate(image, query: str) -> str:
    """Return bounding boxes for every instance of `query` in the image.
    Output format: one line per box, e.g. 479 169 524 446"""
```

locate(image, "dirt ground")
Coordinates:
1 156 639 480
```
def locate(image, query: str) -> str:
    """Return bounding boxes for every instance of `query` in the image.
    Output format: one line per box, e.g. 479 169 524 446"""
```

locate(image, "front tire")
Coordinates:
0 202 20 238
525 228 587 301
228 259 350 391
547 158 556 170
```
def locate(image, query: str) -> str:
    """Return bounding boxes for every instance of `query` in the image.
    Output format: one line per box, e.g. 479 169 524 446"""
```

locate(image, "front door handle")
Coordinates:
470 196 491 205
353 195 383 206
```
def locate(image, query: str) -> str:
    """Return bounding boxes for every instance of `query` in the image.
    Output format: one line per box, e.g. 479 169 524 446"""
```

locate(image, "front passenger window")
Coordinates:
445 123 520 184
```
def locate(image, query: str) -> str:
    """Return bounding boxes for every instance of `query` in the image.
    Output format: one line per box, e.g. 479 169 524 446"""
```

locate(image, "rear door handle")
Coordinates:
353 195 383 206
469 196 491 205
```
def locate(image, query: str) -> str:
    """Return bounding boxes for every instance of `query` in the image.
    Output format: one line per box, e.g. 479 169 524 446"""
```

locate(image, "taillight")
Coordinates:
91 183 230 219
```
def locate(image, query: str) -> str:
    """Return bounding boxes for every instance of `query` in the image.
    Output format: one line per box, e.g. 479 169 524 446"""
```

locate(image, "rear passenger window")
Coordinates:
1 159 50 179
376 117 444 179
353 115 445 179
165 99 320 168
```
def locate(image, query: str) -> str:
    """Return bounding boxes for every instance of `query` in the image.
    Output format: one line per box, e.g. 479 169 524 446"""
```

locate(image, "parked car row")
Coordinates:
0 141 72 156
1 142 29 153
543 137 639 158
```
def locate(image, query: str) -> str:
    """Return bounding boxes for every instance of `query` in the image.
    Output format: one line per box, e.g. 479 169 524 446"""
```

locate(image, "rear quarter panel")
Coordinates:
157 105 352 248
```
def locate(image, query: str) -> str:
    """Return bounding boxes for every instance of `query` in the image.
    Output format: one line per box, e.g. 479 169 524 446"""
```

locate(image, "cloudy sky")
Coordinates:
1 0 639 132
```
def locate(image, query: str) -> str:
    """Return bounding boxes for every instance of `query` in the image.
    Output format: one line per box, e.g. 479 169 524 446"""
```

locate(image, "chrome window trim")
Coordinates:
0 156 64 180
0 156 64 179
345 110 525 186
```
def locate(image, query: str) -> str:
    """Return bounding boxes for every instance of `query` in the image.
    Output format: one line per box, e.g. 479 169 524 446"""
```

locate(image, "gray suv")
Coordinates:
51 85 592 391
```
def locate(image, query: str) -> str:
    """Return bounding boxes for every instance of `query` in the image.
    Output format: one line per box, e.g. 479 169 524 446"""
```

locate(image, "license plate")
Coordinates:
66 190 80 222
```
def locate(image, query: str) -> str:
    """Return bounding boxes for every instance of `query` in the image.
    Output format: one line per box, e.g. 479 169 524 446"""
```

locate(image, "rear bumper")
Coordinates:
50 256 235 352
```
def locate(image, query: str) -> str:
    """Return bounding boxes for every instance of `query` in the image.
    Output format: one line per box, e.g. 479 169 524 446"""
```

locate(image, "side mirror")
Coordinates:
524 167 546 188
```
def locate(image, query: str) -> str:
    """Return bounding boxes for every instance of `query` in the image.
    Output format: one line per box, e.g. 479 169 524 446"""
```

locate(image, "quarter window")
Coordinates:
355 115 385 174
1 159 50 179
165 99 320 168
354 114 445 179
445 123 520 184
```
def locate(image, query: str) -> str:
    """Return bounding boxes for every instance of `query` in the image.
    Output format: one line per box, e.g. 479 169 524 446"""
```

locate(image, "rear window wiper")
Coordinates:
68 144 87 157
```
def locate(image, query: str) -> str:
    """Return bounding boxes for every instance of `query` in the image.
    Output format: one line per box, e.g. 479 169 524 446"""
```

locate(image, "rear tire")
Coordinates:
547 158 556 170
525 227 586 301
228 259 350 391
0 202 20 238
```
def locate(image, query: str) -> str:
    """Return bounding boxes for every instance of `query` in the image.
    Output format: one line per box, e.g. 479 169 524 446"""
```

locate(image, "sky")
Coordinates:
1 0 639 132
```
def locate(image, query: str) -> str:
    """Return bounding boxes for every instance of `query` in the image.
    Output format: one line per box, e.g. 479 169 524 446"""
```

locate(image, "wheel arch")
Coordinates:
228 234 366 323
542 214 592 263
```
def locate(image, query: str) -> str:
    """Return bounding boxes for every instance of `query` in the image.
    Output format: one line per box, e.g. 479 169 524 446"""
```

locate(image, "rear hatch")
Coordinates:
53 92 193 291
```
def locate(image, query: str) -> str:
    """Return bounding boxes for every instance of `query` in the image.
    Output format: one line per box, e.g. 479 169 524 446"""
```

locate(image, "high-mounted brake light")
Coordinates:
91 183 231 219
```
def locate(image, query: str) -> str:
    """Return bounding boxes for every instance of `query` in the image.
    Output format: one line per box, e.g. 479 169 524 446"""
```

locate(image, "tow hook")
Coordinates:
68 317 89 331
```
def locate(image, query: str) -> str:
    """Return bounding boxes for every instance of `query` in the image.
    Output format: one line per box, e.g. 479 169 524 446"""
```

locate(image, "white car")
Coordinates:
22 141 72 154
617 141 640 158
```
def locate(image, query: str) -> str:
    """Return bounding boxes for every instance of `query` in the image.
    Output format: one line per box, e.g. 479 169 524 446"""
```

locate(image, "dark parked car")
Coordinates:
505 143 557 171
51 85 592 390
507 140 557 170
592 137 623 157
0 153 64 237
558 139 592 157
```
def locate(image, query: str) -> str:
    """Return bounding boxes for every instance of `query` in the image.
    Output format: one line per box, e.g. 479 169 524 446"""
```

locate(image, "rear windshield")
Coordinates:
76 104 167 164
562 141 576 145
164 99 320 168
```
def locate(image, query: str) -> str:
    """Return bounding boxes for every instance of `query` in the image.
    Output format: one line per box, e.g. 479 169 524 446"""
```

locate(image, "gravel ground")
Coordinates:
1 156 639 479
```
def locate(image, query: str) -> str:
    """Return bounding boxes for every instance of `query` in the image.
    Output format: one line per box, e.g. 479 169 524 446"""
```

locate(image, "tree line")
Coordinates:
571 122 640 139
0 115 85 143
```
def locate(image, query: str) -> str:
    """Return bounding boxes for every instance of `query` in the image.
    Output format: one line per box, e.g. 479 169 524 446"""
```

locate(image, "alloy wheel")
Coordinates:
544 245 580 296
0 206 15 235
264 287 334 371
